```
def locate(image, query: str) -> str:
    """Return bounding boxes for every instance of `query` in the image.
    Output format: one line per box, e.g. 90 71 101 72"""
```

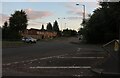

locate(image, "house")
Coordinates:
21 28 57 39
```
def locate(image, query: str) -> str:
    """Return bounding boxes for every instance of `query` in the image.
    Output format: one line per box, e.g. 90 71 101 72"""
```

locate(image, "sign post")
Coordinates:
114 40 119 52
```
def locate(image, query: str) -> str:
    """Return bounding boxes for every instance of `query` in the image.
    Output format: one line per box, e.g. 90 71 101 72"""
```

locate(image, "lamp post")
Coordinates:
58 17 66 31
76 3 86 26
58 18 62 31
83 5 85 21
65 23 67 29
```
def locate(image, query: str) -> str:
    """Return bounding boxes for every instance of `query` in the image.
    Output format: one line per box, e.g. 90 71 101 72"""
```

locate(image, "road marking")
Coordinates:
3 53 104 66
3 63 11 66
3 56 104 66
29 66 91 69
38 54 69 60
57 57 104 59
77 48 81 52
76 52 104 54
74 74 83 77
3 54 69 66
13 62 19 64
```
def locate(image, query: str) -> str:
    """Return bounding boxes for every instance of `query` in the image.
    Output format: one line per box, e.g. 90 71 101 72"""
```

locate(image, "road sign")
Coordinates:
114 40 119 52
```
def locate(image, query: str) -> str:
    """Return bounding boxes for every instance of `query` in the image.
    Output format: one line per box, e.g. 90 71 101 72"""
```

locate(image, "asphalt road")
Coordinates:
2 37 106 77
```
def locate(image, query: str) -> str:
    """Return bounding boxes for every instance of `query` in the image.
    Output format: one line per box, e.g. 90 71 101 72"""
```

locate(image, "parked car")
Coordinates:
22 37 37 43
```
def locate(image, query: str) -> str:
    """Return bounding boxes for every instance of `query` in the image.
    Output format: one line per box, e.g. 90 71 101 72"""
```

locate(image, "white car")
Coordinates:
22 37 37 43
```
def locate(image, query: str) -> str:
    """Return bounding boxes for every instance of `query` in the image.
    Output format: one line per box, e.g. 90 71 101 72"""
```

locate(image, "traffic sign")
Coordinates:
114 40 119 52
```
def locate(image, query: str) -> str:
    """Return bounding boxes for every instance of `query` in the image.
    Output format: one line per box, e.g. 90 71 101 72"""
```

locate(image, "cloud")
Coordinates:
25 0 99 2
65 3 91 17
27 20 48 29
28 20 46 26
0 14 9 26
66 16 83 20
26 0 38 2
65 3 84 16
3 0 119 2
67 10 83 15
25 9 53 20
0 14 9 22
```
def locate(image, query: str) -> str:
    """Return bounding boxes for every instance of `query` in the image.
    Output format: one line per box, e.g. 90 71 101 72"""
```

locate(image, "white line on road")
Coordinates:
57 57 104 59
38 54 69 60
77 48 81 52
3 56 104 66
29 66 91 69
13 62 19 64
3 54 69 66
76 52 105 54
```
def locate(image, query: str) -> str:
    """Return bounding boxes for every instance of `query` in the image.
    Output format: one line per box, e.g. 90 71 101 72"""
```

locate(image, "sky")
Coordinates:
0 0 101 31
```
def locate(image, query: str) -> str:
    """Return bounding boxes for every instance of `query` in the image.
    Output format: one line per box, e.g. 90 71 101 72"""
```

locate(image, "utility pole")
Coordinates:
58 18 62 31
58 17 66 31
83 5 85 24
76 3 85 27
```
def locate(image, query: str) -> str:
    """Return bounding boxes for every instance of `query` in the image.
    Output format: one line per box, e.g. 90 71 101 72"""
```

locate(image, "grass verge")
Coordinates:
2 41 32 48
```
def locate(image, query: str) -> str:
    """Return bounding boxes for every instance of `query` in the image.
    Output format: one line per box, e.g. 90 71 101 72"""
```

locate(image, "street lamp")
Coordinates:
65 23 67 29
76 3 86 25
58 17 66 31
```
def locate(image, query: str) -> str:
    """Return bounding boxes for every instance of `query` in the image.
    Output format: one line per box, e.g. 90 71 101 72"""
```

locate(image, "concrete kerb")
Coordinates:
90 68 120 76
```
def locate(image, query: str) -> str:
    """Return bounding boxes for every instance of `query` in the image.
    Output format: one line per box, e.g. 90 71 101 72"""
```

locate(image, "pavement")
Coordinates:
71 38 120 76
90 45 120 76
91 55 120 76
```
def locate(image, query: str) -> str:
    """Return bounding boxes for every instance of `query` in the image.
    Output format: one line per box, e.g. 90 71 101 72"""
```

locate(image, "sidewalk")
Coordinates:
71 37 120 76
91 55 120 76
90 41 120 77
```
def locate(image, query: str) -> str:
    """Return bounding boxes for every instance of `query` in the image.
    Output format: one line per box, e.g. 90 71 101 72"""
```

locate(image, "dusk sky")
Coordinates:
0 0 100 31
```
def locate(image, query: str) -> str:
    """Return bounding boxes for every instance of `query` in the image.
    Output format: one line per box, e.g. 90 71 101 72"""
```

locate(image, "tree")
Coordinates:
81 2 120 43
53 20 59 32
0 26 1 40
2 21 9 39
62 29 77 37
3 21 8 28
8 10 28 40
53 20 61 36
9 10 28 33
46 22 52 31
71 30 77 36
41 24 45 31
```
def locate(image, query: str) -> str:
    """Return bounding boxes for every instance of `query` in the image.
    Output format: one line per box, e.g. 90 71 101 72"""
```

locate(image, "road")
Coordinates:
2 37 106 77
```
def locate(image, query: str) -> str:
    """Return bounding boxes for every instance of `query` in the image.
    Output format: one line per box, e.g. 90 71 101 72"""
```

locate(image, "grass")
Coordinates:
2 41 32 48
2 37 72 48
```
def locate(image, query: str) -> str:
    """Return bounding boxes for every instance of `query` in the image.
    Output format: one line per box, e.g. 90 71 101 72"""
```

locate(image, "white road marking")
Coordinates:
38 54 69 60
74 75 82 77
57 57 104 59
13 62 19 64
29 66 91 69
3 53 104 66
77 48 81 52
5 63 11 65
76 52 104 54
3 54 69 66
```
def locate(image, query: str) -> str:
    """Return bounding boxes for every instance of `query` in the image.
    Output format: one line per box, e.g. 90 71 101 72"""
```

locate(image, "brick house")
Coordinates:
21 28 57 39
